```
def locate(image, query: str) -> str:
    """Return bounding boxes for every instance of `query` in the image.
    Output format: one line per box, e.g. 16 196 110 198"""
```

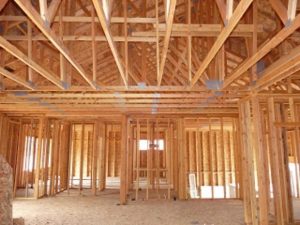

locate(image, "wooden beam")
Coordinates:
251 97 269 225
288 0 298 23
0 15 156 23
191 0 253 86
27 20 33 82
92 0 128 87
14 0 97 89
223 14 300 89
92 8 97 82
0 0 8 12
0 36 64 89
157 0 177 86
0 66 35 90
215 0 226 24
3 35 156 42
253 44 300 91
34 117 45 199
269 0 288 24
102 0 111 23
120 115 128 204
177 118 187 199
226 0 234 25
39 0 48 23
47 0 62 26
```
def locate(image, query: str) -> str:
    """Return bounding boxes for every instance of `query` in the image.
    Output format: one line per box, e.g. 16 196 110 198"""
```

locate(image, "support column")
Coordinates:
99 121 106 191
239 100 258 225
267 98 290 224
92 120 99 195
34 117 45 199
120 115 128 204
252 97 269 225
178 118 187 200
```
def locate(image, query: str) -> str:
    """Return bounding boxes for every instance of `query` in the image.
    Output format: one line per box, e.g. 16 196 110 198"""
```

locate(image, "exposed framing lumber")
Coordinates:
27 20 33 83
92 0 128 87
0 0 8 12
191 0 253 86
39 0 48 23
268 0 288 24
253 44 300 91
157 0 177 86
120 115 128 204
34 117 44 199
3 35 156 42
0 36 64 89
14 0 97 89
287 0 298 23
223 14 300 89
47 0 62 26
226 0 234 25
0 15 156 23
215 0 226 24
0 66 35 90
251 97 269 225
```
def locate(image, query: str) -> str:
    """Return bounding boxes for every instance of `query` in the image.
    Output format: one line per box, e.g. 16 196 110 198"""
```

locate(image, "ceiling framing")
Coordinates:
0 0 300 117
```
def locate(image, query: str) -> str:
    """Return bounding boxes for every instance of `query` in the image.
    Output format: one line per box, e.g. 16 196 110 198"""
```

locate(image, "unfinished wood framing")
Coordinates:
1 1 300 224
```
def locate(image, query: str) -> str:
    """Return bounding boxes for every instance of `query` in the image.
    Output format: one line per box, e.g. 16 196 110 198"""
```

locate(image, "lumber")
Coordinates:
191 0 253 86
14 0 97 89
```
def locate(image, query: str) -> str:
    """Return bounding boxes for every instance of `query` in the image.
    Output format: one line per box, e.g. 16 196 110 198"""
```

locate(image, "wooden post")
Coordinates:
239 101 258 225
198 129 202 198
252 97 269 225
34 117 44 199
209 118 214 199
67 123 74 194
79 123 85 194
221 118 226 198
92 121 99 195
25 119 33 198
146 119 150 200
155 119 160 198
13 120 24 198
99 121 106 191
178 118 187 200
166 119 171 199
135 119 140 200
277 103 294 223
268 98 286 224
120 115 128 204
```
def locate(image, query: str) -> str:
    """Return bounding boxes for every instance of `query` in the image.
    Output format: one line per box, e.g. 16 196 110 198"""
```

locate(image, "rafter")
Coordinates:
0 36 64 89
215 0 227 24
268 0 288 24
47 0 62 26
39 0 48 23
14 0 97 89
0 0 8 12
0 66 35 90
92 0 128 87
191 0 253 87
223 14 300 90
287 0 298 23
253 44 300 91
157 0 177 86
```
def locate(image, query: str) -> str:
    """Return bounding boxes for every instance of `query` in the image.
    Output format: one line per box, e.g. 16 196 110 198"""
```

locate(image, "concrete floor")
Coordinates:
13 189 245 225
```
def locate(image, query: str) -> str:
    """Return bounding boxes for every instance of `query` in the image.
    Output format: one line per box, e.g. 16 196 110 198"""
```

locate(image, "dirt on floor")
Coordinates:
13 189 245 225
